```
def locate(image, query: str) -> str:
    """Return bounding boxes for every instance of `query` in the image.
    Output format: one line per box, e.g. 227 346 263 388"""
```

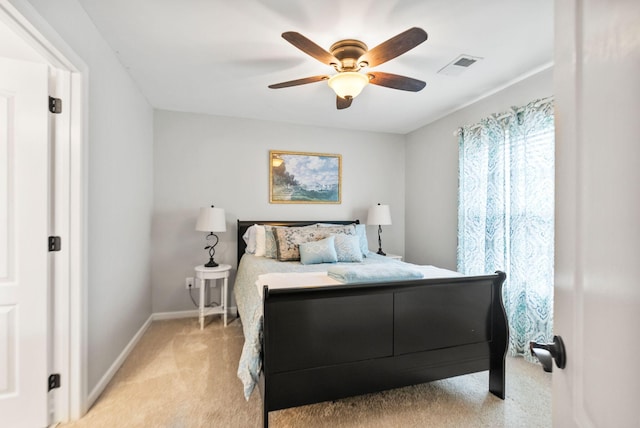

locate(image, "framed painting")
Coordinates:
269 150 342 204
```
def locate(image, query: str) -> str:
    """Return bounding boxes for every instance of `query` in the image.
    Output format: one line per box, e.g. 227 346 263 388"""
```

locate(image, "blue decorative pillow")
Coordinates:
274 225 354 261
317 223 366 256
355 224 369 257
299 236 338 265
334 234 364 262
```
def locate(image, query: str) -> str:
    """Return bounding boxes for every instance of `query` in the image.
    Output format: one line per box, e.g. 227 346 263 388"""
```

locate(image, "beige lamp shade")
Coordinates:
196 206 226 232
367 204 392 226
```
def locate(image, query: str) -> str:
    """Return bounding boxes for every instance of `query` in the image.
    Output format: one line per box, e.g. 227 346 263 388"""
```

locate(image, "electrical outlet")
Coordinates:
185 277 195 289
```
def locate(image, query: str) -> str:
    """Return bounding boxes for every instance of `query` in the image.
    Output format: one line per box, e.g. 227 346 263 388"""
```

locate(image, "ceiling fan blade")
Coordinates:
336 96 352 110
367 72 426 92
359 27 428 68
268 75 329 89
282 32 339 66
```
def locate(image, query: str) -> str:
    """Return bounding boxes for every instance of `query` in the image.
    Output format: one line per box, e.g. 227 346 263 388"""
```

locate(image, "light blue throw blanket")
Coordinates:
327 263 424 283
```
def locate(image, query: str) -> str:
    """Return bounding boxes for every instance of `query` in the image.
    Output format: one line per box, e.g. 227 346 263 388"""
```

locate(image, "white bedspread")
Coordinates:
416 265 465 278
256 265 463 297
255 272 342 297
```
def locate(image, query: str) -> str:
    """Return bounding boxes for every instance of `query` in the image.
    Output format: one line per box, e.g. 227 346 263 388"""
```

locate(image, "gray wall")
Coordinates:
20 0 155 391
152 110 405 313
404 68 553 270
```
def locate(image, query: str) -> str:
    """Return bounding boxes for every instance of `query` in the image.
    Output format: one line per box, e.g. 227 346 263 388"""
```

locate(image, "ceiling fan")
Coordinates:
268 27 428 110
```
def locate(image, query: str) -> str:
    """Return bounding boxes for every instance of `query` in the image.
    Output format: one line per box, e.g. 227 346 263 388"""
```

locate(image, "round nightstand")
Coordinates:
194 264 231 329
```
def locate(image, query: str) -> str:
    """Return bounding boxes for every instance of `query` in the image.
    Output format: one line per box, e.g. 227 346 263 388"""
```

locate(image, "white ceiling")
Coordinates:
76 0 553 134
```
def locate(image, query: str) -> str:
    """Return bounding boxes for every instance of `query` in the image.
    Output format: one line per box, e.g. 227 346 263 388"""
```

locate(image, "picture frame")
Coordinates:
269 150 342 204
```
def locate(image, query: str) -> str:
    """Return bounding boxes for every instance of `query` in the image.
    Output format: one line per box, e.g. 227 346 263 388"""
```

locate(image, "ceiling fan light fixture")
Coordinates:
328 72 369 99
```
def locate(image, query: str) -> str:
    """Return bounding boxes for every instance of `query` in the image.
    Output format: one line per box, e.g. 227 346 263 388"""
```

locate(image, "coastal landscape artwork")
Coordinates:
269 150 341 204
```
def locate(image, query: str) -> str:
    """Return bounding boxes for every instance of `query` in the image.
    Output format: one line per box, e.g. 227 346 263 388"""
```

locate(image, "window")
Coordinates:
457 98 554 359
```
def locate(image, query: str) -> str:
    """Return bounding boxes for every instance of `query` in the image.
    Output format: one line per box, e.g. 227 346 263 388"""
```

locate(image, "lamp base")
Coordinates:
376 226 386 256
204 258 219 268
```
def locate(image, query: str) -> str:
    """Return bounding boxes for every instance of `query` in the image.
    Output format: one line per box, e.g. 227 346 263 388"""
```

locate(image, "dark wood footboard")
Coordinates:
235 221 507 428
260 271 508 427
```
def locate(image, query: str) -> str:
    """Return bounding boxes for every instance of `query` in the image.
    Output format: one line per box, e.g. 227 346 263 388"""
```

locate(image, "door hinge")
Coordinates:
48 373 61 391
48 96 62 114
48 236 61 252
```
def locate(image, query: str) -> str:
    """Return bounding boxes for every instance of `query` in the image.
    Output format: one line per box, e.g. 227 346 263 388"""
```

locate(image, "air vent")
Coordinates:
437 55 482 76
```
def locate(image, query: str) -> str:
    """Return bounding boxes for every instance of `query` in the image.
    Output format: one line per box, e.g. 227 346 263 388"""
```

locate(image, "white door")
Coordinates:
0 57 49 427
554 1 640 427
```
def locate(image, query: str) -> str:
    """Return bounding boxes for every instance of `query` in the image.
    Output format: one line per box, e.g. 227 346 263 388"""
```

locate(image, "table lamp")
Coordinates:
367 203 392 256
196 205 226 267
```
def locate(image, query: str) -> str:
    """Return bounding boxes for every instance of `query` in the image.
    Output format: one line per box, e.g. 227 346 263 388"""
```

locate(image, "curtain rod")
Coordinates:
452 96 553 137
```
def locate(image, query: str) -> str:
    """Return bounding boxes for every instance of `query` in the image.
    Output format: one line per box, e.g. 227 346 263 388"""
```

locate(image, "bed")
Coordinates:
234 220 508 428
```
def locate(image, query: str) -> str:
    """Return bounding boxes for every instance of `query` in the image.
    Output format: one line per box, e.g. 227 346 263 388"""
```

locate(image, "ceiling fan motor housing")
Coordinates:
330 39 368 71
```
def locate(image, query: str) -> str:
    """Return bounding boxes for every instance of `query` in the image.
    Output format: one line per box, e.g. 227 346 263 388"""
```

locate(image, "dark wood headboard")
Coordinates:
237 220 359 267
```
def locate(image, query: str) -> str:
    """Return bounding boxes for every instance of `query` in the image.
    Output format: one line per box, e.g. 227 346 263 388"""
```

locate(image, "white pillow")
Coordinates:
242 225 257 254
254 225 266 257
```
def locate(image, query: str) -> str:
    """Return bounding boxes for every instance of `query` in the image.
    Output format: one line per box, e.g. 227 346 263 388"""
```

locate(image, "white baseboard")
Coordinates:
152 309 199 320
152 307 237 321
86 314 153 407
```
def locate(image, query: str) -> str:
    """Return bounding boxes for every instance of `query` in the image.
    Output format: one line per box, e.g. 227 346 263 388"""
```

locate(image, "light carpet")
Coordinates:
59 317 551 428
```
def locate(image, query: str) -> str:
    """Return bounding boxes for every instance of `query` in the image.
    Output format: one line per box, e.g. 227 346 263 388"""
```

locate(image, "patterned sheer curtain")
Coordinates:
457 98 554 361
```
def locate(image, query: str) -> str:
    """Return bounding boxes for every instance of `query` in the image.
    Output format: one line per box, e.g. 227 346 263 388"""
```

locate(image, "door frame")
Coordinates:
0 0 87 422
